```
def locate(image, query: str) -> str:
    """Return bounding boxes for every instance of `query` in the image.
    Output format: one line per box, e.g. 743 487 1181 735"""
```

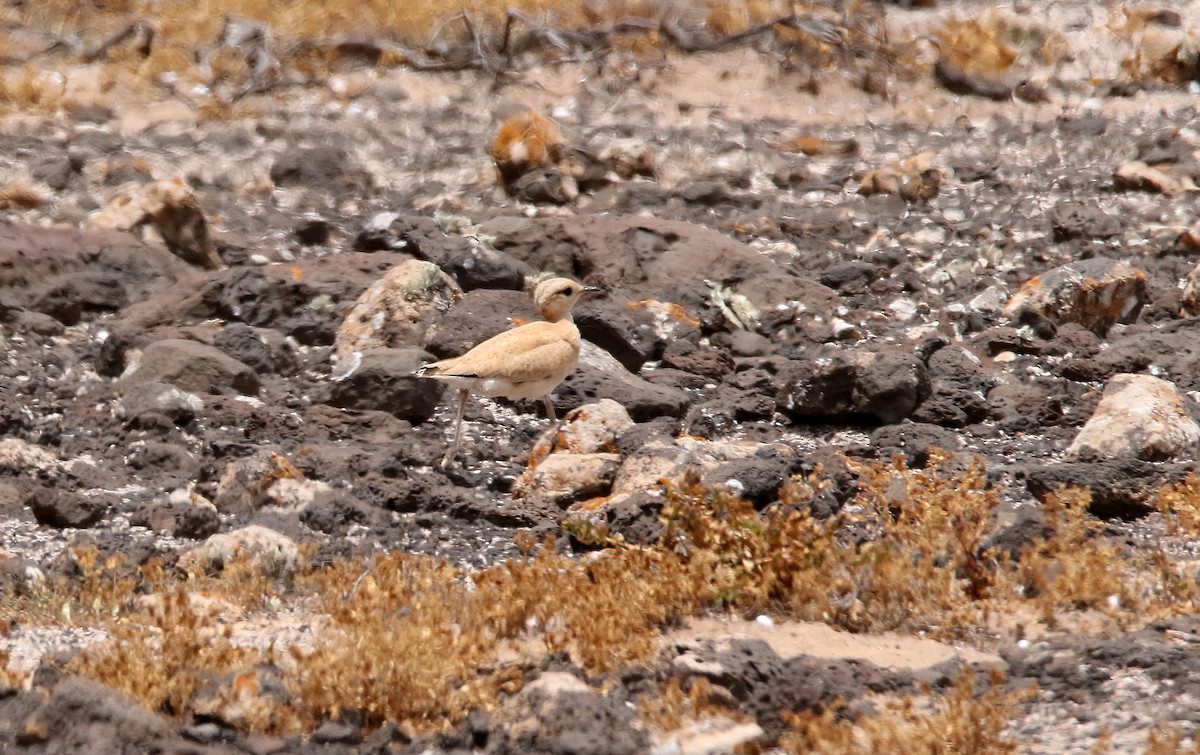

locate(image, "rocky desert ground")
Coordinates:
5 0 1200 752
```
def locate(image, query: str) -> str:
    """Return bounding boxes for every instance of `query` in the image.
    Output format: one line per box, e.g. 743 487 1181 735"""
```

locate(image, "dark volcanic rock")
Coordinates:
1063 319 1200 393
662 337 734 379
114 251 410 346
126 442 202 489
269 144 373 191
597 490 665 545
129 498 220 539
1050 201 1124 242
487 215 839 321
328 348 444 423
776 348 930 424
299 489 385 536
423 288 535 359
0 676 216 753
1016 459 1199 519
983 506 1054 561
819 259 878 291
355 214 531 292
31 271 129 325
119 381 204 426
987 378 1064 431
212 323 297 375
557 343 690 421
709 453 801 507
120 338 259 395
671 639 907 740
871 422 964 466
573 300 666 373
509 167 576 205
26 486 106 529
0 221 196 321
492 679 649 755
909 345 996 427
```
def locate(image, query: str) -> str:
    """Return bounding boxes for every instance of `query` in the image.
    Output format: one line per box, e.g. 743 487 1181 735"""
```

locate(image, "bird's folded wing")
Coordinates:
424 323 578 381
491 339 579 382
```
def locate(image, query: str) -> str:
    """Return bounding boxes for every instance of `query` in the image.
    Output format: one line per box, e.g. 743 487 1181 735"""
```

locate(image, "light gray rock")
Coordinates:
514 452 620 505
1065 374 1200 462
334 259 460 360
177 525 301 576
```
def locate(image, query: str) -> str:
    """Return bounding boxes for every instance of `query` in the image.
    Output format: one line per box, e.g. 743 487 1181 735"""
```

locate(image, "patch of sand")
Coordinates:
667 615 1002 670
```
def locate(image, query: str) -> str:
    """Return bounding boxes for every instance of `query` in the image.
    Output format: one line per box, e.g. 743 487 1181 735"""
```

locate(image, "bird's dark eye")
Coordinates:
563 286 576 295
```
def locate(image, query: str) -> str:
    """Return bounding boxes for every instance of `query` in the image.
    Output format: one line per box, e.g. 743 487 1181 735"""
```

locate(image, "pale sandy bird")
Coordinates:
417 277 599 468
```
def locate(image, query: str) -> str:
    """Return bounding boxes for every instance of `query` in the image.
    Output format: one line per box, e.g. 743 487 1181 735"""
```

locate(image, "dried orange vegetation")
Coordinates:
0 453 1195 737
936 12 1066 76
71 589 266 723
703 0 778 37
14 0 784 55
0 65 68 112
637 676 745 735
491 109 565 185
0 182 48 210
1157 474 1200 535
782 668 1029 755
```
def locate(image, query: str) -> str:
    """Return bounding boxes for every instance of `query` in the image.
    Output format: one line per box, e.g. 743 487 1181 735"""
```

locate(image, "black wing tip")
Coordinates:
415 366 479 379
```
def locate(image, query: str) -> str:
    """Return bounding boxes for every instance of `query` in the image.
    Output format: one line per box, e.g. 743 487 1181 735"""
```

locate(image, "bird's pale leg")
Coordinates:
441 389 469 469
543 396 557 428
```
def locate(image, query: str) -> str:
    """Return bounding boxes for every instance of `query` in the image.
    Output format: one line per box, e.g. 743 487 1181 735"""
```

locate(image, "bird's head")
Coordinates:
533 277 601 322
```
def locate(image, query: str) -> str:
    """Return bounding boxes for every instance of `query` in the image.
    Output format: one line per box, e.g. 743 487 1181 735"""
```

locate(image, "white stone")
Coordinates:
550 399 634 455
0 439 60 476
515 452 620 503
1065 374 1200 462
521 671 590 699
177 525 301 575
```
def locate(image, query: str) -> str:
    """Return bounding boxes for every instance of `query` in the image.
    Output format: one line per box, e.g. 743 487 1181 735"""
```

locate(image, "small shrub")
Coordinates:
781 669 1028 755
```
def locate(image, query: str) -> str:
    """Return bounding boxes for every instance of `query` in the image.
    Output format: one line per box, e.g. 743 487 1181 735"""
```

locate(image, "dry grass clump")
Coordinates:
934 12 1067 77
65 539 698 733
1156 474 1200 535
1013 488 1135 622
1143 722 1200 755
0 181 48 210
659 453 999 632
0 0 908 116
781 669 1027 755
637 675 751 740
288 536 698 729
0 65 68 113
1108 7 1200 86
71 588 266 722
12 454 1200 739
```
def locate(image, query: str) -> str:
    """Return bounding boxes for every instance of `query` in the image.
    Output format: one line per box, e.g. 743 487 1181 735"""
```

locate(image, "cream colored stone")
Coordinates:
515 452 619 504
86 177 222 269
613 437 795 495
334 259 461 359
1066 374 1200 462
177 525 301 575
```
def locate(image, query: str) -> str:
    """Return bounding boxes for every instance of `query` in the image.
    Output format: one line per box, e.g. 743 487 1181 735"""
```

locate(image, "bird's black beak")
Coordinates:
581 285 603 298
